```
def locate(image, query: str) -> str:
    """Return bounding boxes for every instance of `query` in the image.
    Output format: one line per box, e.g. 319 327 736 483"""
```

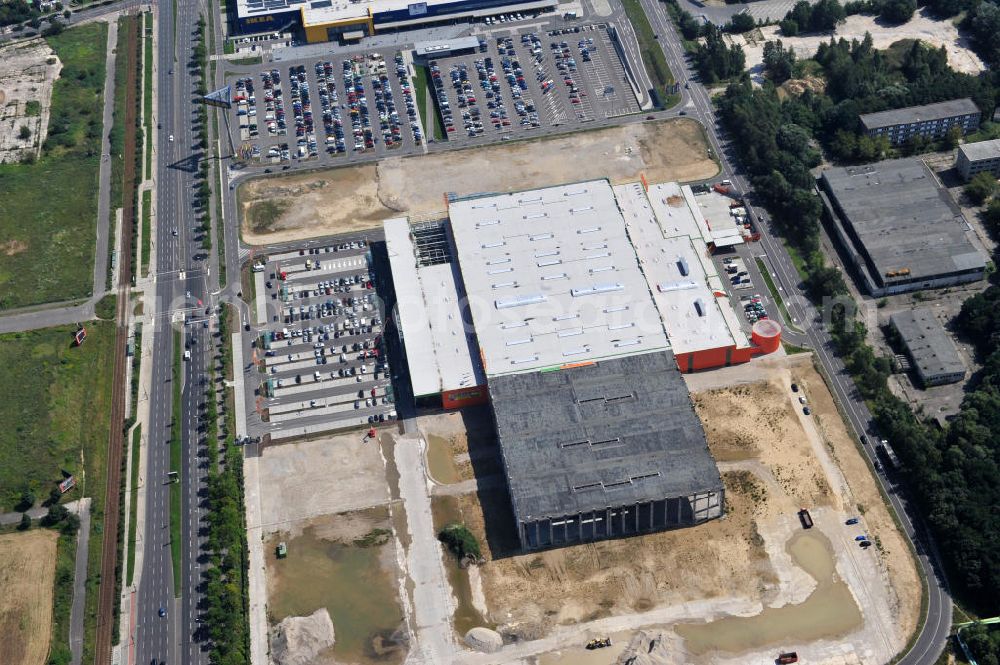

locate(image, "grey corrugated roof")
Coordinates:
890 308 965 381
819 158 986 285
860 99 979 130
959 138 1000 162
489 350 722 524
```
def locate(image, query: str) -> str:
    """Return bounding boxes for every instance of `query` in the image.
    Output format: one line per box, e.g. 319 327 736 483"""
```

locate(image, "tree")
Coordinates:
18 513 31 531
694 24 746 83
780 18 799 35
880 0 915 24
763 40 797 83
964 171 997 204
728 12 756 33
47 487 62 506
63 9 71 19
18 125 30 140
678 11 702 40
15 490 35 512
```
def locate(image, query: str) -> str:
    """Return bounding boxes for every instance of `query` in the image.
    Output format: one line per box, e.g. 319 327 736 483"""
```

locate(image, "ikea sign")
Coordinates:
408 2 427 15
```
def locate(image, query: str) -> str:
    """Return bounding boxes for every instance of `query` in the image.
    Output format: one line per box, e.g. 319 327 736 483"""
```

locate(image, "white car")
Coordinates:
168 134 175 142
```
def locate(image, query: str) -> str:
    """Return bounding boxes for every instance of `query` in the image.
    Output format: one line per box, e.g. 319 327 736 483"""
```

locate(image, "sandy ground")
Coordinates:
0 529 59 665
0 38 60 164
239 119 718 244
432 352 919 664
256 433 390 536
738 9 985 78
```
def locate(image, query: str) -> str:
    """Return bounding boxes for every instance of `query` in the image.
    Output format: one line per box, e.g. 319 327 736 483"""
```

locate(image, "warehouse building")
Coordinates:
491 351 724 550
860 98 980 146
234 0 557 39
956 139 1000 181
817 158 987 296
890 308 966 387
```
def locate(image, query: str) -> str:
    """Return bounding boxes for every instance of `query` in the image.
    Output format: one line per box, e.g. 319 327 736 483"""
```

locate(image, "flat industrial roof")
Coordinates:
384 218 484 396
237 0 305 19
819 158 986 284
686 187 745 247
860 98 979 130
448 180 669 376
413 36 481 56
617 182 747 355
490 350 723 523
959 138 1000 162
890 308 966 380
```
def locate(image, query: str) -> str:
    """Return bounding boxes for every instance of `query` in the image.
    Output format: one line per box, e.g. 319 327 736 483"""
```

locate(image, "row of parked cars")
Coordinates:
367 53 404 149
741 293 768 324
260 69 287 138
550 40 585 106
343 56 375 152
314 60 346 154
288 64 319 159
392 52 423 145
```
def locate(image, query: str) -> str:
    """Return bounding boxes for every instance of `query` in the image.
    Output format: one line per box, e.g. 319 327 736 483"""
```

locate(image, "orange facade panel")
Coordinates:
442 385 489 409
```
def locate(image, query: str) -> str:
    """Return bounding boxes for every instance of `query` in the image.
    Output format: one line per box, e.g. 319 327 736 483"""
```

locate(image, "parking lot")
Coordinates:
254 241 396 438
232 49 424 166
423 23 639 144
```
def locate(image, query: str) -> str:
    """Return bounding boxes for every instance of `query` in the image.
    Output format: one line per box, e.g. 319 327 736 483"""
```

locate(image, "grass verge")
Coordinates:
410 64 443 141
755 256 801 332
48 528 77 664
143 11 153 180
169 331 182 596
141 190 152 276
126 425 141 586
107 17 131 289
620 0 675 106
0 23 108 309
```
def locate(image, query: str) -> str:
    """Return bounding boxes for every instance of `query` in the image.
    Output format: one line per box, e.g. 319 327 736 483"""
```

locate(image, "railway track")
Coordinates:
94 12 140 665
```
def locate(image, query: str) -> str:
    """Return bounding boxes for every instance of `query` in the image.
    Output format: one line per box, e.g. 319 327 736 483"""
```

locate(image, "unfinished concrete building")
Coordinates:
489 350 724 551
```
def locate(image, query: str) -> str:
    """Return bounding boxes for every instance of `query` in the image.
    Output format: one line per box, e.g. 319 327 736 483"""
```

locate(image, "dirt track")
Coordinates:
239 119 718 244
0 529 59 665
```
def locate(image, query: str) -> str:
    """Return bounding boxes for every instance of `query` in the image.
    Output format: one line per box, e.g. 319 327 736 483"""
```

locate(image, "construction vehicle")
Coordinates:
798 508 813 529
778 652 798 664
585 638 612 650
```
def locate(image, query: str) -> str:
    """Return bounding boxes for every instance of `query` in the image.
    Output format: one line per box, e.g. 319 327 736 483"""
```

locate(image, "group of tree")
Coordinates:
780 0 846 36
964 624 1000 665
200 311 250 665
762 40 797 84
0 0 38 28
726 11 757 34
693 24 746 83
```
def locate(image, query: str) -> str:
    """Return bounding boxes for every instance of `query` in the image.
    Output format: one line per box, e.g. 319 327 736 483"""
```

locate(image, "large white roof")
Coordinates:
616 182 748 355
384 218 484 396
448 180 669 376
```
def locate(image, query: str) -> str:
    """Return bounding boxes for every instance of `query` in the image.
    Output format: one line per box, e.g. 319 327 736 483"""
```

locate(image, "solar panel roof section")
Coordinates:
490 350 723 523
448 180 669 376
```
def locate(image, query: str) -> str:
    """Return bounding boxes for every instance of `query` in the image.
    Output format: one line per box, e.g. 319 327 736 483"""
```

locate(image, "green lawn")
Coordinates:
410 64 443 141
109 17 129 227
0 23 108 309
144 11 154 180
620 0 675 107
141 189 152 276
0 322 116 511
126 425 141 586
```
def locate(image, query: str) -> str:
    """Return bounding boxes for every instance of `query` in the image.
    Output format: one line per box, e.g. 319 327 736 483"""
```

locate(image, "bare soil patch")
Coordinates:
239 119 718 244
0 39 61 164
2 239 28 255
442 354 918 660
0 529 59 665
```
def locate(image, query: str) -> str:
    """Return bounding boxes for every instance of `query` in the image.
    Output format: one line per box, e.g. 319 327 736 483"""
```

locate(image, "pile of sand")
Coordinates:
269 609 335 665
464 627 503 653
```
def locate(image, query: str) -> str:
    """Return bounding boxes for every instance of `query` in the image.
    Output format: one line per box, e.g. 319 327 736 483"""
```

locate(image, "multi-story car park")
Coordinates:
254 241 397 440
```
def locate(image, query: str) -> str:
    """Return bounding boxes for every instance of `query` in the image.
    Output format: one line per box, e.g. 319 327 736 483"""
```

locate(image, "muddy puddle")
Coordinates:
431 495 491 635
267 523 407 664
675 529 862 655
426 434 462 484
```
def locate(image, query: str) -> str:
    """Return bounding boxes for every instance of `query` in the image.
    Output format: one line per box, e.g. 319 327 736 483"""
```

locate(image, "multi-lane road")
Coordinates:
127 1 952 664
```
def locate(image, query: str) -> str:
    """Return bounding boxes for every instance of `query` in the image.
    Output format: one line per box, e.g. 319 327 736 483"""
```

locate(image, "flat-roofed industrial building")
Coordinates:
860 99 980 146
490 350 724 550
890 308 966 386
817 158 987 296
956 139 1000 181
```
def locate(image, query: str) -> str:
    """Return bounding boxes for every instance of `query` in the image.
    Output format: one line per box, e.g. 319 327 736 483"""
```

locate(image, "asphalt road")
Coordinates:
135 0 214 661
639 0 953 661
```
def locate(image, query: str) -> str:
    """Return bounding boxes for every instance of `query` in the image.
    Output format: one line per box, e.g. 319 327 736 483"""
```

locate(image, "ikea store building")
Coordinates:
235 0 558 41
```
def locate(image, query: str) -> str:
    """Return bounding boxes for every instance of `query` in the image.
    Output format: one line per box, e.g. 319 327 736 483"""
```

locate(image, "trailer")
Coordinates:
876 440 900 470
798 508 813 529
